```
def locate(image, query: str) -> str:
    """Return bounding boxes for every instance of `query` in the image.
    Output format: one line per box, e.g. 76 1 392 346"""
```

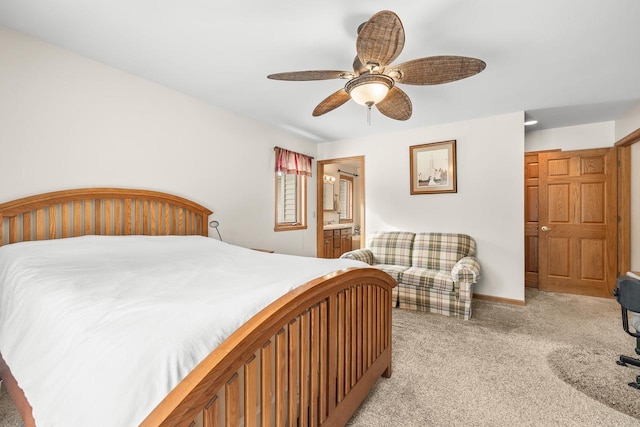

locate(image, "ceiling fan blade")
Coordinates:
312 88 351 117
375 86 412 121
391 56 486 85
356 10 405 68
267 70 352 81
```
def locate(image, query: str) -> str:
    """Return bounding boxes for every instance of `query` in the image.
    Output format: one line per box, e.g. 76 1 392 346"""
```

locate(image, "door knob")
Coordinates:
541 226 550 232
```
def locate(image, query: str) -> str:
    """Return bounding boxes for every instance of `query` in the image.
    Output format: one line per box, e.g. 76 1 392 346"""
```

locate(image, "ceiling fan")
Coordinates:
268 10 486 121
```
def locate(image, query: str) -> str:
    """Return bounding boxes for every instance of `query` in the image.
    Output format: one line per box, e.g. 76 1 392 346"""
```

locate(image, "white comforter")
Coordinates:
0 235 365 426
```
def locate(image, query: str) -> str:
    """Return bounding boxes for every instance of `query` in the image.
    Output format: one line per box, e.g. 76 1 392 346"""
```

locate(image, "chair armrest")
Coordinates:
340 248 374 265
451 256 480 283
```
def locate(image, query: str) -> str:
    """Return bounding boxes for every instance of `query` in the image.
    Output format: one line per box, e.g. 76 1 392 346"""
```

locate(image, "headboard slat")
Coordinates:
23 212 31 241
178 208 184 235
0 188 213 247
114 199 121 236
164 203 170 236
124 199 132 235
36 209 45 240
151 201 157 236
73 201 81 236
84 201 91 235
9 217 17 244
49 207 56 240
62 203 69 238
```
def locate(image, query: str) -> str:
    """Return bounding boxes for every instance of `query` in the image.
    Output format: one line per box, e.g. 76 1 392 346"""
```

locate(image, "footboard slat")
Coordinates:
368 286 374 368
350 287 357 388
344 289 352 395
288 318 299 426
309 305 320 427
299 310 311 426
364 286 370 370
260 341 273 427
275 328 287 427
225 373 239 427
203 396 219 427
337 291 346 402
319 300 328 423
244 356 258 427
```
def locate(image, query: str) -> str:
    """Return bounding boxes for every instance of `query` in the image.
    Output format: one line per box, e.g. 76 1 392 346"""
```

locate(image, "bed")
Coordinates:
0 188 396 427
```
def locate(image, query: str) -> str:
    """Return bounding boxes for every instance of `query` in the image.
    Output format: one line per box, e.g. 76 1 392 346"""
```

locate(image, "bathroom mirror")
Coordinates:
323 183 334 210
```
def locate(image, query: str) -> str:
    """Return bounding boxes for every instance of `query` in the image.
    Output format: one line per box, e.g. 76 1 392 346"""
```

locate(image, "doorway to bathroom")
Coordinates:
316 156 365 258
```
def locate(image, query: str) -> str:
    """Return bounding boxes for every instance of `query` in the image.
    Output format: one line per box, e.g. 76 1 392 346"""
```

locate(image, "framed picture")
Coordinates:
410 140 457 194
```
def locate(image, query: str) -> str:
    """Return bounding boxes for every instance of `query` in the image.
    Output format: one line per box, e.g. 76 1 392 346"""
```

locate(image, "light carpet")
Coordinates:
347 288 640 426
2 289 640 426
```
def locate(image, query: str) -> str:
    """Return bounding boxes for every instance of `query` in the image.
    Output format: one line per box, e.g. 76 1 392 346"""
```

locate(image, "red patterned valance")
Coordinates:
274 147 313 177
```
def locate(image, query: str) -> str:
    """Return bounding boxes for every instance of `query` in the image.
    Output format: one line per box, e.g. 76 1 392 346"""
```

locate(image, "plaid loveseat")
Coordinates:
340 231 480 320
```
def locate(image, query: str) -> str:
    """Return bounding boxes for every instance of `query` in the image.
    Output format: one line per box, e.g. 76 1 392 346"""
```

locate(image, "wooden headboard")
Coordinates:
0 188 213 247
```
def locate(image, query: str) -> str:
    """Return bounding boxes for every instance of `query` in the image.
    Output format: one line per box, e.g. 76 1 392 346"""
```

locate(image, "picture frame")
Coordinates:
410 140 457 194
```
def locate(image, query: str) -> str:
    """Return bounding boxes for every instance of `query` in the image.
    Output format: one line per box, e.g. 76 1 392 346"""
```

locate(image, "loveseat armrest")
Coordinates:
340 248 374 265
451 256 480 283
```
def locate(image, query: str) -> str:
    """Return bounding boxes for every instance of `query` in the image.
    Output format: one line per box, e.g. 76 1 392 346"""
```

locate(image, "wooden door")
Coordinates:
538 148 617 297
524 153 540 287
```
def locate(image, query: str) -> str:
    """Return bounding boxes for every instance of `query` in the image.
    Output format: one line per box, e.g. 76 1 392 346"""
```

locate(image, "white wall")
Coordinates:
0 27 318 256
318 112 525 302
615 101 640 270
525 121 615 152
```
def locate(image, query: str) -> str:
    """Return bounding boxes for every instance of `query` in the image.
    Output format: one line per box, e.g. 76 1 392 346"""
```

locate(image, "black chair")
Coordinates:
613 274 640 389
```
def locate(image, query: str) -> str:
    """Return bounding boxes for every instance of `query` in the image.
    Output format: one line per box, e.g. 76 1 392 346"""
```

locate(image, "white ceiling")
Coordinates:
1 0 639 142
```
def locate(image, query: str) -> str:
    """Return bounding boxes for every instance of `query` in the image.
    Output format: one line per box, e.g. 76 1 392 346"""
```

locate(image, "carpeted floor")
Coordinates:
0 386 21 427
2 288 640 426
347 288 640 426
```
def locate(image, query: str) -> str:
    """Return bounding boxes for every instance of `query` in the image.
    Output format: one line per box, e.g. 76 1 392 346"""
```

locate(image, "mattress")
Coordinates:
0 235 366 426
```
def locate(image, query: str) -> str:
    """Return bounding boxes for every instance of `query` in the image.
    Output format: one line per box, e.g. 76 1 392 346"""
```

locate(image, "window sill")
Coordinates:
274 224 307 232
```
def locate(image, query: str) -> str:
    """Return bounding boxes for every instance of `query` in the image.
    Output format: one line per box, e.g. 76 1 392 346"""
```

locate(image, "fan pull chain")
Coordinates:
367 105 372 125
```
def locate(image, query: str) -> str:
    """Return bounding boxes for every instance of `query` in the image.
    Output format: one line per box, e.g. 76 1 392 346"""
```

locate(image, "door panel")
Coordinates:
548 237 570 277
581 239 604 280
538 148 617 297
547 184 570 222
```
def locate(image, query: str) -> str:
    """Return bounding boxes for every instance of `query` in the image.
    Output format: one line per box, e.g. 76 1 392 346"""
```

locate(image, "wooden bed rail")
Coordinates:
142 267 395 427
0 188 212 246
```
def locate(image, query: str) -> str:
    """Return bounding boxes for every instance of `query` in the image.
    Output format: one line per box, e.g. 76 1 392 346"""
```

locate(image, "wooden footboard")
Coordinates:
142 267 395 427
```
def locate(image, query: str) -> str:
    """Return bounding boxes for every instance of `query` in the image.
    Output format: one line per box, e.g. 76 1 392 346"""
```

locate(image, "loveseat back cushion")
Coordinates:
367 231 416 267
412 233 476 271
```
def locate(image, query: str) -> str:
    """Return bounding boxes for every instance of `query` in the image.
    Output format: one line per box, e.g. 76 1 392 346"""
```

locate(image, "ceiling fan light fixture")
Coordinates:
345 74 394 106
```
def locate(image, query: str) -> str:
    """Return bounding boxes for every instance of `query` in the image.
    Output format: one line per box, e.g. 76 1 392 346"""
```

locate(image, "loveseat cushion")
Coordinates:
412 233 476 271
371 264 409 282
400 267 455 292
368 231 416 267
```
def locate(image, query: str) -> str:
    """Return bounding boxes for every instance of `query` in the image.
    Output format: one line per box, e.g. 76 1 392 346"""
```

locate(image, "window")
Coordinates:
275 172 307 231
339 175 353 223
274 146 312 232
